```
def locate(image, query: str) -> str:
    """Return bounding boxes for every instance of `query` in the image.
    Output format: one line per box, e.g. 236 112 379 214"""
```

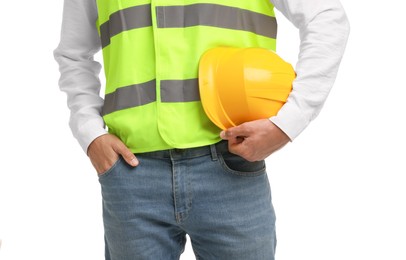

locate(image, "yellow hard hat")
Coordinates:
198 47 295 130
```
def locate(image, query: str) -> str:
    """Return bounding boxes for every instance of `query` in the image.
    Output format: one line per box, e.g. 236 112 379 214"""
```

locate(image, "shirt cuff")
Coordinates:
269 101 309 141
74 118 108 154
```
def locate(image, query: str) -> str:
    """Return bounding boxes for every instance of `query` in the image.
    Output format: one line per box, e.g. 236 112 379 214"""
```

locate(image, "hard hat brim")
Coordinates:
198 47 238 130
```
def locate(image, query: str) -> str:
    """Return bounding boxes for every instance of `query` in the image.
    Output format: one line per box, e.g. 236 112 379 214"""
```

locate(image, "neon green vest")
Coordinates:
96 0 277 153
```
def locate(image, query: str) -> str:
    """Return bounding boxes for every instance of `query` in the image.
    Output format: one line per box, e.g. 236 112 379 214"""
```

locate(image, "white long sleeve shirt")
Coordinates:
54 0 350 153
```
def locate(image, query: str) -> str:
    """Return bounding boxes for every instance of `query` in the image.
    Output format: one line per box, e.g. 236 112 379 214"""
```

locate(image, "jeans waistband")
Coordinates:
135 140 229 160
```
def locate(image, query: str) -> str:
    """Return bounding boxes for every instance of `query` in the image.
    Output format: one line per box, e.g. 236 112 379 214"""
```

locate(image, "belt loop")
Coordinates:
210 144 218 161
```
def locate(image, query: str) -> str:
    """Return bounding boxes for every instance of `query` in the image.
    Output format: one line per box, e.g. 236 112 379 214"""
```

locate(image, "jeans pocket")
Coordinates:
98 157 122 179
218 151 266 177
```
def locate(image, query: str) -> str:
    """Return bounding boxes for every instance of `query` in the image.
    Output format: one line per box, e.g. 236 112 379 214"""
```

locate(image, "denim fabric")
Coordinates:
98 141 276 260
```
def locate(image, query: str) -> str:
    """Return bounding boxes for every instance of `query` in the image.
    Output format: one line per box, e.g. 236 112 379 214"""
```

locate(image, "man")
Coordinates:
54 0 349 259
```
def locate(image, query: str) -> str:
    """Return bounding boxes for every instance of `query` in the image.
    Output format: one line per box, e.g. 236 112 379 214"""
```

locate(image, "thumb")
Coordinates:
114 142 139 167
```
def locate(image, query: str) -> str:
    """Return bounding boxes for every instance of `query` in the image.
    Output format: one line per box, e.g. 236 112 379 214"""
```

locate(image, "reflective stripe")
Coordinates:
102 80 156 115
161 79 200 102
100 4 152 48
156 4 277 39
100 4 276 48
103 79 200 115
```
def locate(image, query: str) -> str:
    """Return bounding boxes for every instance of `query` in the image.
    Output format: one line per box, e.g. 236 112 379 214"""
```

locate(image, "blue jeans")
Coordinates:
98 141 276 260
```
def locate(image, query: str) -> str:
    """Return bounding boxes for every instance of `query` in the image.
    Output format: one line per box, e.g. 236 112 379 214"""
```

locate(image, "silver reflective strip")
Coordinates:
156 4 277 39
102 79 200 115
102 80 156 115
100 4 152 48
161 79 200 102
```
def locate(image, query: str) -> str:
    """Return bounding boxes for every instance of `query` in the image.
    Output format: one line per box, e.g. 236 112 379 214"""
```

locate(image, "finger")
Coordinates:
220 130 227 140
222 124 251 140
114 142 139 167
227 136 245 146
228 140 249 159
220 130 237 140
220 128 241 140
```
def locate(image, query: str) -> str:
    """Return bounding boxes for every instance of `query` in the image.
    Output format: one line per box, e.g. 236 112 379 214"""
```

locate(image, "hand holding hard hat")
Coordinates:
198 47 296 130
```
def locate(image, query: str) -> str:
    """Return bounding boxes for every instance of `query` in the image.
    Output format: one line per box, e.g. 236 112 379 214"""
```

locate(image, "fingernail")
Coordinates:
130 158 139 166
220 131 226 139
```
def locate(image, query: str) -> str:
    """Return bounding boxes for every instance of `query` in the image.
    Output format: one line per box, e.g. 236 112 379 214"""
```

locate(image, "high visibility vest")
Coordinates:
96 0 277 153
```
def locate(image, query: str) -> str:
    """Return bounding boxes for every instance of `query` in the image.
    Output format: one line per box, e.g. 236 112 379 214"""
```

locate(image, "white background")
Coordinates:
0 0 405 259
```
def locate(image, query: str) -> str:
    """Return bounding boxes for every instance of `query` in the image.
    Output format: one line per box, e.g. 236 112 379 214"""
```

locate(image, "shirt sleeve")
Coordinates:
54 0 107 153
269 0 350 140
